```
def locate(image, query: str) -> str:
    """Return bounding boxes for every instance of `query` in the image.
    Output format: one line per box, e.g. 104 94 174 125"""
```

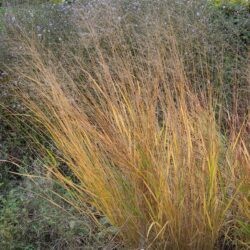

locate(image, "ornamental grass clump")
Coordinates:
6 1 249 249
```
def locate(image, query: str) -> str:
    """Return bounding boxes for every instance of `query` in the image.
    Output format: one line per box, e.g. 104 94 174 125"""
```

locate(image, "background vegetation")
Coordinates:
0 0 249 249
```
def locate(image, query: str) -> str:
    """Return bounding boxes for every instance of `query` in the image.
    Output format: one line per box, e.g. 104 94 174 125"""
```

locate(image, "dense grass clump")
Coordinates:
1 0 249 249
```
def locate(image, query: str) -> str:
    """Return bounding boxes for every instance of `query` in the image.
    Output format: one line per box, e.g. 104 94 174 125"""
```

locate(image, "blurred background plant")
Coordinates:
0 0 249 249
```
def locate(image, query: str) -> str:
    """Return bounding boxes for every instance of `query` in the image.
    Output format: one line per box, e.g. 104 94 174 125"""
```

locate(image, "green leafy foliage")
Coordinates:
0 182 118 249
214 1 250 46
213 0 250 7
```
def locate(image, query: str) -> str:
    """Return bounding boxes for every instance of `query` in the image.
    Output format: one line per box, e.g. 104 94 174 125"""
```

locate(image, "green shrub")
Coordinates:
0 181 119 249
213 0 250 7
213 1 250 46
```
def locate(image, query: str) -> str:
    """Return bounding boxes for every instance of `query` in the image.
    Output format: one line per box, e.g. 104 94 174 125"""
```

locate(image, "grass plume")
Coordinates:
5 1 250 248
